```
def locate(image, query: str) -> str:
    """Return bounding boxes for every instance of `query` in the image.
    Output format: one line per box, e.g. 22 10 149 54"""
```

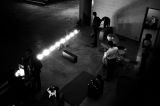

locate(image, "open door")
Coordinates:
137 7 160 61
139 7 160 47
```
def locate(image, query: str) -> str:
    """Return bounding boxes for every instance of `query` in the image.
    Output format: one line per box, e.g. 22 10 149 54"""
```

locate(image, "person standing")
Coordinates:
101 16 110 28
22 49 43 91
139 33 152 75
21 49 34 80
102 41 118 81
91 12 101 47
32 54 43 91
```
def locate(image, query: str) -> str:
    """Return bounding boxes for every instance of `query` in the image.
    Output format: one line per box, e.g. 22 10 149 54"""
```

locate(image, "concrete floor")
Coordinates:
1 0 143 106
1 0 79 83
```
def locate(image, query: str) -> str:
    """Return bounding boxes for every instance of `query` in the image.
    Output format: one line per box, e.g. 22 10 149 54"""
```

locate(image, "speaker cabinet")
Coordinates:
62 50 77 63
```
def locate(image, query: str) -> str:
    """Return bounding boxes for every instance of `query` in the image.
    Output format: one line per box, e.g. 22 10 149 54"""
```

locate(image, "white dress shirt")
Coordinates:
103 47 118 60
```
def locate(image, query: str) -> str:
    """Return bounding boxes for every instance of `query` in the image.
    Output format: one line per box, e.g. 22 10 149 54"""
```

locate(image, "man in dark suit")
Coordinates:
91 12 101 47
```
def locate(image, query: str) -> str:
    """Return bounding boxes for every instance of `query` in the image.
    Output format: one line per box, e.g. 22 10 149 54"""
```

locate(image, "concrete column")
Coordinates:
79 0 92 26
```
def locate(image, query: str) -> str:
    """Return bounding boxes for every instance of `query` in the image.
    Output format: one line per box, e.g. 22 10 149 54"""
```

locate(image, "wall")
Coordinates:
93 0 160 41
0 0 79 85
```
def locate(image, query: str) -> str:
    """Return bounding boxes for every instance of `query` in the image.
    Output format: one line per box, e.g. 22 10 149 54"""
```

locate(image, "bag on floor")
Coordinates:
88 78 103 99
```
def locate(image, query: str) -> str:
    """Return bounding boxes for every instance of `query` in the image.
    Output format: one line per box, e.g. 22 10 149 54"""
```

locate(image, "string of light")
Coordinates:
36 29 80 60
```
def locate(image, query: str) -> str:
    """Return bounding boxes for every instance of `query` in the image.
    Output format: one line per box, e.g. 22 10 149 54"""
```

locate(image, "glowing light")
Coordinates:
47 87 57 98
92 0 94 6
49 45 56 51
60 38 66 44
37 54 44 60
69 32 74 37
73 29 79 34
107 36 112 41
54 42 61 48
65 35 71 40
36 29 80 60
15 64 25 77
42 49 50 56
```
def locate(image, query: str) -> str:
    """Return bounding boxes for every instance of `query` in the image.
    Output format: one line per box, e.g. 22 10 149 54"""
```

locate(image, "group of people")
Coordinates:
90 12 119 81
9 48 43 105
90 12 111 47
20 48 42 91
90 11 153 81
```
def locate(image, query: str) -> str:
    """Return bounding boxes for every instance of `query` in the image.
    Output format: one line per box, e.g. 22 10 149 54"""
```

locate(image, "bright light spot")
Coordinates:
54 42 61 48
60 38 66 44
15 72 18 77
36 29 80 60
70 32 74 37
49 45 56 52
15 64 25 77
37 54 43 60
73 29 79 34
92 0 94 6
65 35 71 40
107 36 112 41
47 87 57 98
19 68 25 76
42 49 50 56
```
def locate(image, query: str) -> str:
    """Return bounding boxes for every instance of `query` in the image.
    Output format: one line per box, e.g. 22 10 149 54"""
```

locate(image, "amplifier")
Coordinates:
62 50 78 63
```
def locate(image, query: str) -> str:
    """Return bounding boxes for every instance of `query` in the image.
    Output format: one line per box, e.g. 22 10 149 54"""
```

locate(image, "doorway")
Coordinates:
137 7 160 61
139 7 160 46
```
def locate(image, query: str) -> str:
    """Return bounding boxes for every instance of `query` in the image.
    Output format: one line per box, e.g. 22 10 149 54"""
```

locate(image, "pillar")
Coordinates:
79 0 92 26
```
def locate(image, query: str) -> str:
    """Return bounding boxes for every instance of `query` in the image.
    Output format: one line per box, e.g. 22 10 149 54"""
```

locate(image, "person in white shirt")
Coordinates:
102 41 118 81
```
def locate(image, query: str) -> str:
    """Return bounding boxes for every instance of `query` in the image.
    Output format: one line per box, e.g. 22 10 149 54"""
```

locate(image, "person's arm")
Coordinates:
102 52 107 64
103 51 109 59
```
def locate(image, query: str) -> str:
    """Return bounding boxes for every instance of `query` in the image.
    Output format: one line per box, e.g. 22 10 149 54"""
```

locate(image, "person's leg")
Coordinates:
106 59 116 81
106 60 111 81
94 28 98 46
91 27 98 47
90 26 95 37
110 59 117 79
106 69 111 81
139 52 148 76
102 64 107 78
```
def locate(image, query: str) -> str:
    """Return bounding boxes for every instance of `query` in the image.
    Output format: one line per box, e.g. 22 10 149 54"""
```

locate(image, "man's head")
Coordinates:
145 33 152 40
108 41 114 48
93 12 97 17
